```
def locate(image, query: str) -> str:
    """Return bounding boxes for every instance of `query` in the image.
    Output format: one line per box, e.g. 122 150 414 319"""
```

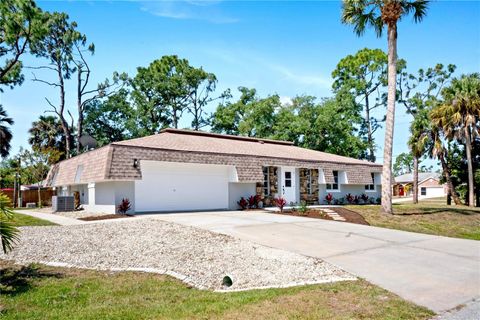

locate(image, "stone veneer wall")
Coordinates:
299 168 319 205
256 166 278 206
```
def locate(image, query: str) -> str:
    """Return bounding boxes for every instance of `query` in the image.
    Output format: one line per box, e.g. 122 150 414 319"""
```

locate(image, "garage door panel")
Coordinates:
135 161 230 212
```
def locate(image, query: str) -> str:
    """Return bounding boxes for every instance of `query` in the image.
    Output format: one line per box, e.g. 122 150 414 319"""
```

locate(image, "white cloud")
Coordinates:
267 64 331 89
140 0 238 24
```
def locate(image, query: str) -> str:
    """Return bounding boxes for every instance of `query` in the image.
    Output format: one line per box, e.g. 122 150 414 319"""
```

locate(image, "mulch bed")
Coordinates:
326 207 370 225
78 214 134 221
273 209 333 221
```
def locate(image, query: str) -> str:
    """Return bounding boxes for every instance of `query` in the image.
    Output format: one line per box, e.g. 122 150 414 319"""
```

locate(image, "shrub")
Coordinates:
274 197 287 213
325 193 334 205
298 201 308 215
73 191 81 210
247 195 262 209
360 194 369 204
345 193 355 204
117 198 131 214
237 197 248 210
376 197 381 204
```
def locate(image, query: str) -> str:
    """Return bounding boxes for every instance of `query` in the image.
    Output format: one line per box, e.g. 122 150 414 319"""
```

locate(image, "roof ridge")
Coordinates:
158 128 294 146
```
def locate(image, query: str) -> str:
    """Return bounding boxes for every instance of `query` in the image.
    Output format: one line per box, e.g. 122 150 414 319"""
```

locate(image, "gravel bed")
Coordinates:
35 207 110 219
1 219 355 290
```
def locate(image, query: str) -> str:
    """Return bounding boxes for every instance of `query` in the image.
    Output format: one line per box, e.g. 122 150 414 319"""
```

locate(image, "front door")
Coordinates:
281 167 297 204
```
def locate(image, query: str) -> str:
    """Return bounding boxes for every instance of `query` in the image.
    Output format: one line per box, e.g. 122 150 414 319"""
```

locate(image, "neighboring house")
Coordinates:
45 129 383 214
393 172 447 198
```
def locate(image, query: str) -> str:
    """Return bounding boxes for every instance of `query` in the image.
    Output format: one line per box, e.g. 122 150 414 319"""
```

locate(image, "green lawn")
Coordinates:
0 261 433 320
10 212 57 227
348 198 480 240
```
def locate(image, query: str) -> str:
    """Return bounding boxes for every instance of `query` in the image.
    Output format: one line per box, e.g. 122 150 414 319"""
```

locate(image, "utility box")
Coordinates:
52 196 75 212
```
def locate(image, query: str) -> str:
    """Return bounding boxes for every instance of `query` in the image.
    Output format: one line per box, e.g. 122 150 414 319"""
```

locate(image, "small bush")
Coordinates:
360 194 369 204
117 198 131 214
298 201 308 215
237 197 249 210
325 193 334 205
376 197 381 204
274 197 287 213
345 193 355 204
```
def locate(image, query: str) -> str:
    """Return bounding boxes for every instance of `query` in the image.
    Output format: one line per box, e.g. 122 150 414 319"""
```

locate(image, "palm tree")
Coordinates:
28 115 66 160
431 74 480 207
427 124 462 205
407 107 430 204
0 105 14 158
0 193 19 253
341 0 429 214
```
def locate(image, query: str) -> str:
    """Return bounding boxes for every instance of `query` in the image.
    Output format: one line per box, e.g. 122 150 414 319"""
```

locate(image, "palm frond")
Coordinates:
401 0 430 23
341 0 383 37
0 193 19 254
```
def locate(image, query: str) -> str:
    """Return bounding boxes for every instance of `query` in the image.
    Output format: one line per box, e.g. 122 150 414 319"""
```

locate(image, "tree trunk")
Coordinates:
465 125 474 207
76 70 83 154
438 150 462 205
381 23 397 214
57 61 72 158
413 155 418 204
37 183 41 208
365 92 375 162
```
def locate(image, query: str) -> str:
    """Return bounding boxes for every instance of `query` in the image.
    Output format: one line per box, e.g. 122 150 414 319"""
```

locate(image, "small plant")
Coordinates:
360 194 369 204
298 201 308 215
353 195 361 204
376 197 381 204
237 197 248 210
117 198 131 214
248 195 257 208
369 198 376 204
345 193 355 204
274 197 287 213
325 193 334 205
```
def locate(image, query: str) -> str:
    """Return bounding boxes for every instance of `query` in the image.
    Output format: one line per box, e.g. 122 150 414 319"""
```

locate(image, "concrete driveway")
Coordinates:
154 211 480 313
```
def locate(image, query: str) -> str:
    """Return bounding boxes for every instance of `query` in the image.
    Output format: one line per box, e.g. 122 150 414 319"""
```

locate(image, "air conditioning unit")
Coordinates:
52 196 75 212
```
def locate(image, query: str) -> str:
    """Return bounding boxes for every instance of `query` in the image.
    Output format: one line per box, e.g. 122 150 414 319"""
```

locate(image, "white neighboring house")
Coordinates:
393 172 447 199
45 129 383 214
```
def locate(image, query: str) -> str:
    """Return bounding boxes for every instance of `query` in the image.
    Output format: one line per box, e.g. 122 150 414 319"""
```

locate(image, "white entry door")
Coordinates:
281 167 297 204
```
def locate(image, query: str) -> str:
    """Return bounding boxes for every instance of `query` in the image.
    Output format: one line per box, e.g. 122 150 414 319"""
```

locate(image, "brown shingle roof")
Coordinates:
46 129 382 186
113 128 378 166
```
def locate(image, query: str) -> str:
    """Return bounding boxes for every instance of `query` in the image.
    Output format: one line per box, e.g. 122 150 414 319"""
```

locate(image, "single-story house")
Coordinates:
393 172 447 198
45 129 383 214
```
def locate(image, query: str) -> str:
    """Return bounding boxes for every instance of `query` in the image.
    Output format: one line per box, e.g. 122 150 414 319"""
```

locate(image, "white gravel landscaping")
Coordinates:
1 219 355 290
36 207 110 219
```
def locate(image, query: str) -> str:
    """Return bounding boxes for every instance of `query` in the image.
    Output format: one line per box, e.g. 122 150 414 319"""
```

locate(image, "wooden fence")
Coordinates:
0 188 56 207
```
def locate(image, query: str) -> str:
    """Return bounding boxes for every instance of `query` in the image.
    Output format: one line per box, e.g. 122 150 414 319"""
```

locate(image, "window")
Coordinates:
285 171 292 187
365 173 375 191
306 169 313 194
421 187 427 196
263 167 270 196
326 170 339 190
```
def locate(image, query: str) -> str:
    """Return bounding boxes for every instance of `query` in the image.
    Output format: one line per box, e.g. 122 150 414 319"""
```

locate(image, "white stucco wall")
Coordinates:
134 161 232 213
228 182 256 210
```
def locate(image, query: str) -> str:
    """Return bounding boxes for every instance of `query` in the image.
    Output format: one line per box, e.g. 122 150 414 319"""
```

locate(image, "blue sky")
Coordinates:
1 0 479 167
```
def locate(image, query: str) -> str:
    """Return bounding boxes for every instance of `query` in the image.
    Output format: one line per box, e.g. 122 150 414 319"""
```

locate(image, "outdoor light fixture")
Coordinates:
133 159 139 168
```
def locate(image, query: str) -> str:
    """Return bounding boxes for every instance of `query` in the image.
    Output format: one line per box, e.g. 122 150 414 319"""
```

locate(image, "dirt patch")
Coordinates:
327 207 370 225
274 209 333 220
78 214 134 221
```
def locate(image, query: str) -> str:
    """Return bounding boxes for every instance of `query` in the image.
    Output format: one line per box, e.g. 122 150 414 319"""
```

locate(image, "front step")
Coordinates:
321 208 346 221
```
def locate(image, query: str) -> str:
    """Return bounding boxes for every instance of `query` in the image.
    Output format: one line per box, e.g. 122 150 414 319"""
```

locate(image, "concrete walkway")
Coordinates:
14 210 86 226
154 211 480 314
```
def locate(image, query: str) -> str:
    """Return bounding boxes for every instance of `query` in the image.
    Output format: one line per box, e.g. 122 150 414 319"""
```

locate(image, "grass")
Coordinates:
348 198 480 240
10 212 57 227
0 261 433 320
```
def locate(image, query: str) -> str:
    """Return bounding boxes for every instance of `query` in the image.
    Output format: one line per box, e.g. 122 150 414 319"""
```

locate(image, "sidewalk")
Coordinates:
15 210 86 226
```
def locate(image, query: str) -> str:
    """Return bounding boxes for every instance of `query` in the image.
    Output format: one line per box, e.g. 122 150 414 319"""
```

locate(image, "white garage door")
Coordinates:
135 161 231 212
